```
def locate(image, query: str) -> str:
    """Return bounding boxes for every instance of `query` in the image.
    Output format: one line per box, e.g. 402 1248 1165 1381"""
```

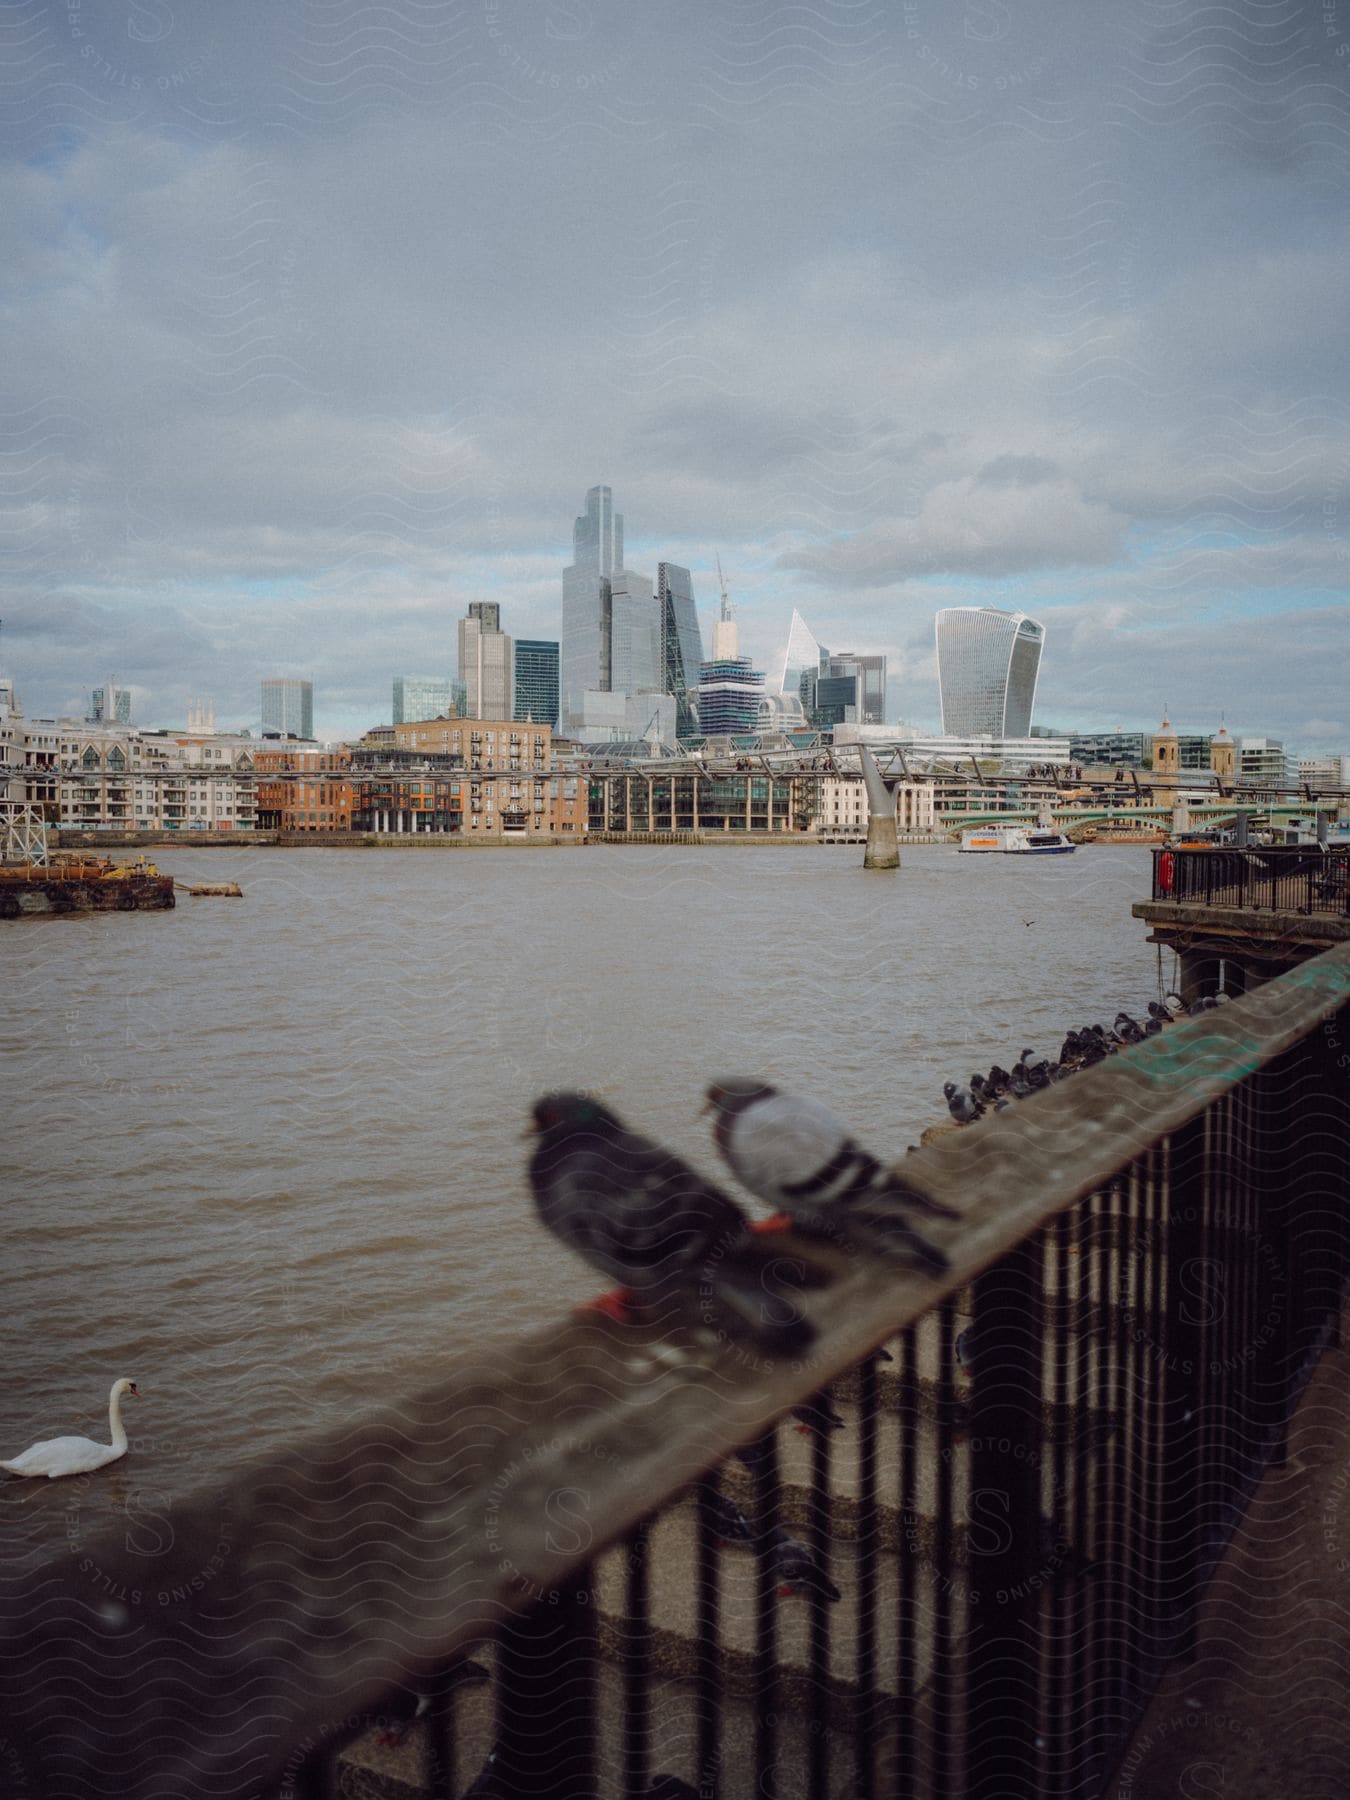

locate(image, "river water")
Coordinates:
2 842 1166 1567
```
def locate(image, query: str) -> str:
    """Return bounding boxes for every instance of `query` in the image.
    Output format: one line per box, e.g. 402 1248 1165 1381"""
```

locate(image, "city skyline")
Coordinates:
2 6 1347 749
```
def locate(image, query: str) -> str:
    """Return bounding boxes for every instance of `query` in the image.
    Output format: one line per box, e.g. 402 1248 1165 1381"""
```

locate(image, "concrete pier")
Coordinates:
859 745 900 870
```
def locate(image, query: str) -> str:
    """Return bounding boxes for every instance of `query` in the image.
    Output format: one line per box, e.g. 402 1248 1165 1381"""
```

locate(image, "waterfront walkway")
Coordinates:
1110 1306 1350 1800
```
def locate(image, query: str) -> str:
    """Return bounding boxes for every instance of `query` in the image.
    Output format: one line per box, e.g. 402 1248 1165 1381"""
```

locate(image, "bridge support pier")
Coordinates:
859 745 900 871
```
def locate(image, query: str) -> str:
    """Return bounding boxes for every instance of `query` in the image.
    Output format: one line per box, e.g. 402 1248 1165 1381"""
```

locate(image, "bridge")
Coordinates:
2 933 1347 1799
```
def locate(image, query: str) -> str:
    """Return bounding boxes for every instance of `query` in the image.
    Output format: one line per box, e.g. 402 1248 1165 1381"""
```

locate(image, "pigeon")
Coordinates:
374 1661 490 1748
704 1080 955 1274
1058 1032 1082 1067
461 1745 503 1798
769 1528 842 1602
985 1065 1012 1096
1007 1068 1032 1101
1146 1001 1172 1026
1143 1017 1162 1036
732 1433 776 1482
706 1491 754 1546
791 1394 845 1436
943 1081 983 1125
528 1094 818 1353
954 1324 978 1374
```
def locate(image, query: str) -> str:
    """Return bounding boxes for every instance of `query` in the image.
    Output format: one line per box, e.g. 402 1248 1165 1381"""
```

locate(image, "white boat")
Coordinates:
959 825 1076 855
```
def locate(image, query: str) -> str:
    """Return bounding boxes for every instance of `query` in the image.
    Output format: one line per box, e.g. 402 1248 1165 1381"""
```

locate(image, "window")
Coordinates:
82 747 100 769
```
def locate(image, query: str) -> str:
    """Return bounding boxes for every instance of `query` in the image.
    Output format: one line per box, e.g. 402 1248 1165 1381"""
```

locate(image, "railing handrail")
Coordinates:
5 943 1350 1799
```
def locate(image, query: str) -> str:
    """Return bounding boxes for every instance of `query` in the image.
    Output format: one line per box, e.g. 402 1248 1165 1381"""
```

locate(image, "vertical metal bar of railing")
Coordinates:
855 1350 881 1800
752 1429 782 1800
1047 1211 1072 1796
694 1476 723 1800
930 1299 957 1798
1160 1116 1207 1664
891 1322 919 1800
496 1571 597 1799
1066 1192 1093 1796
1107 1177 1131 1753
623 1519 651 1800
806 1400 833 1800
1085 1187 1110 1784
1147 1140 1169 1687
965 1235 1046 1800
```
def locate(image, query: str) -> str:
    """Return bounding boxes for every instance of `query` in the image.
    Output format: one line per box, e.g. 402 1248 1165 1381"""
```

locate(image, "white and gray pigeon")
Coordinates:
704 1080 956 1274
528 1093 820 1353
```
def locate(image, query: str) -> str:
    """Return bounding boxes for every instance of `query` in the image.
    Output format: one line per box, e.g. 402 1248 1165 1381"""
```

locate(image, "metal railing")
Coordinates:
2 948 1348 1800
1153 845 1350 914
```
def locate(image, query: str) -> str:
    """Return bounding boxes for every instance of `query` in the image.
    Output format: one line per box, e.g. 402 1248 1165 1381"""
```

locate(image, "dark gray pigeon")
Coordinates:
375 1660 490 1748
528 1094 819 1353
943 1081 983 1124
706 1491 754 1545
770 1527 842 1602
791 1393 845 1435
704 1080 955 1273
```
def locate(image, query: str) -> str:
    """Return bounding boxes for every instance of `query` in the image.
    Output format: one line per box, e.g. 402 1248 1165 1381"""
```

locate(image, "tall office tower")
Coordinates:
698 655 765 737
89 679 131 724
776 609 825 701
656 564 705 739
828 653 886 725
934 608 1043 737
393 676 455 724
598 570 659 694
261 678 313 739
561 484 624 732
514 641 560 728
458 601 513 719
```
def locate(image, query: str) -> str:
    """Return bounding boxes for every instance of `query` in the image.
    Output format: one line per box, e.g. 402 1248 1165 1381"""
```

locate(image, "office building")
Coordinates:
777 610 825 702
89 680 131 724
697 657 765 738
392 676 455 725
598 569 659 696
828 654 886 725
1237 737 1297 792
458 601 513 720
261 678 313 740
561 484 624 733
934 608 1044 737
514 641 560 728
657 564 705 738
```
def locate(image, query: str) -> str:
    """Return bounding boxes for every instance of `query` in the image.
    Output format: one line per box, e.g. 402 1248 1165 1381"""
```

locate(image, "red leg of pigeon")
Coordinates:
576 1287 634 1323
751 1214 792 1234
778 1584 795 1598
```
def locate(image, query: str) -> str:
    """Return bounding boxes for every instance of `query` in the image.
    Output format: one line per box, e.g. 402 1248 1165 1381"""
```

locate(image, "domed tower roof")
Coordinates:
1211 722 1232 742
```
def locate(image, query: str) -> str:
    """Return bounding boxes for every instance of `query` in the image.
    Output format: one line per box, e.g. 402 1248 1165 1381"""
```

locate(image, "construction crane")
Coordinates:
715 552 732 622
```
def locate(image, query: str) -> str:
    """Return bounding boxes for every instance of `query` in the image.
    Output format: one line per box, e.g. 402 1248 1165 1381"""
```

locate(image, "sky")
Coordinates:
3 0 1349 748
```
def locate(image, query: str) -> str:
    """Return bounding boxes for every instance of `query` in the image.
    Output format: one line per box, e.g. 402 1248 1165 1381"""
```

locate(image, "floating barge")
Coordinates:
0 851 176 917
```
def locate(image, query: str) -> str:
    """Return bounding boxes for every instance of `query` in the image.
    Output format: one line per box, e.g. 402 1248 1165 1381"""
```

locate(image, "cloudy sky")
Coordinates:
3 0 1349 746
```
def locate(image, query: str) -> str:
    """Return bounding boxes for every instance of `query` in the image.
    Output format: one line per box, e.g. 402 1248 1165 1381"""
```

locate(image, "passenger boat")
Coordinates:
958 826 1076 855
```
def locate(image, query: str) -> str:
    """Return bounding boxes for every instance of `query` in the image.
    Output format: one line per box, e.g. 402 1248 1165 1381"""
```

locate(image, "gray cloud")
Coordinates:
0 2 1346 748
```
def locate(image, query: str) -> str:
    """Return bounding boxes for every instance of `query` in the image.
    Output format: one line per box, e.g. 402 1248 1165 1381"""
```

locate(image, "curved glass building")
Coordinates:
934 607 1044 737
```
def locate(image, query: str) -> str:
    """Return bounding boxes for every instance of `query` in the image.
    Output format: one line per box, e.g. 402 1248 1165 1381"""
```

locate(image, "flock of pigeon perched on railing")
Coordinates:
941 990 1232 1126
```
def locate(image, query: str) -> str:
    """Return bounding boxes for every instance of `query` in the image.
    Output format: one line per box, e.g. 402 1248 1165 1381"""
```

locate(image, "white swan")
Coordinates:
1 1378 140 1478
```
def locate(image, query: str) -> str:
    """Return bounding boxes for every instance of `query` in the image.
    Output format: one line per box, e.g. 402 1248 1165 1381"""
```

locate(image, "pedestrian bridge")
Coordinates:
3 947 1348 1800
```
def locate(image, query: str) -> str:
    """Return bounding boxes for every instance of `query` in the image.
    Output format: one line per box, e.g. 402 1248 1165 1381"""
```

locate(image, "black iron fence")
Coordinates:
3 949 1349 1800
1153 844 1350 914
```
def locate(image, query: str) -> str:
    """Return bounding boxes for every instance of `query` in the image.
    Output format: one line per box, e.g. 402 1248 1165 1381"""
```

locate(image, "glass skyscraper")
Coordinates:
392 676 454 724
698 657 764 736
934 608 1044 737
261 678 313 739
561 484 624 733
514 640 559 729
657 563 705 738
